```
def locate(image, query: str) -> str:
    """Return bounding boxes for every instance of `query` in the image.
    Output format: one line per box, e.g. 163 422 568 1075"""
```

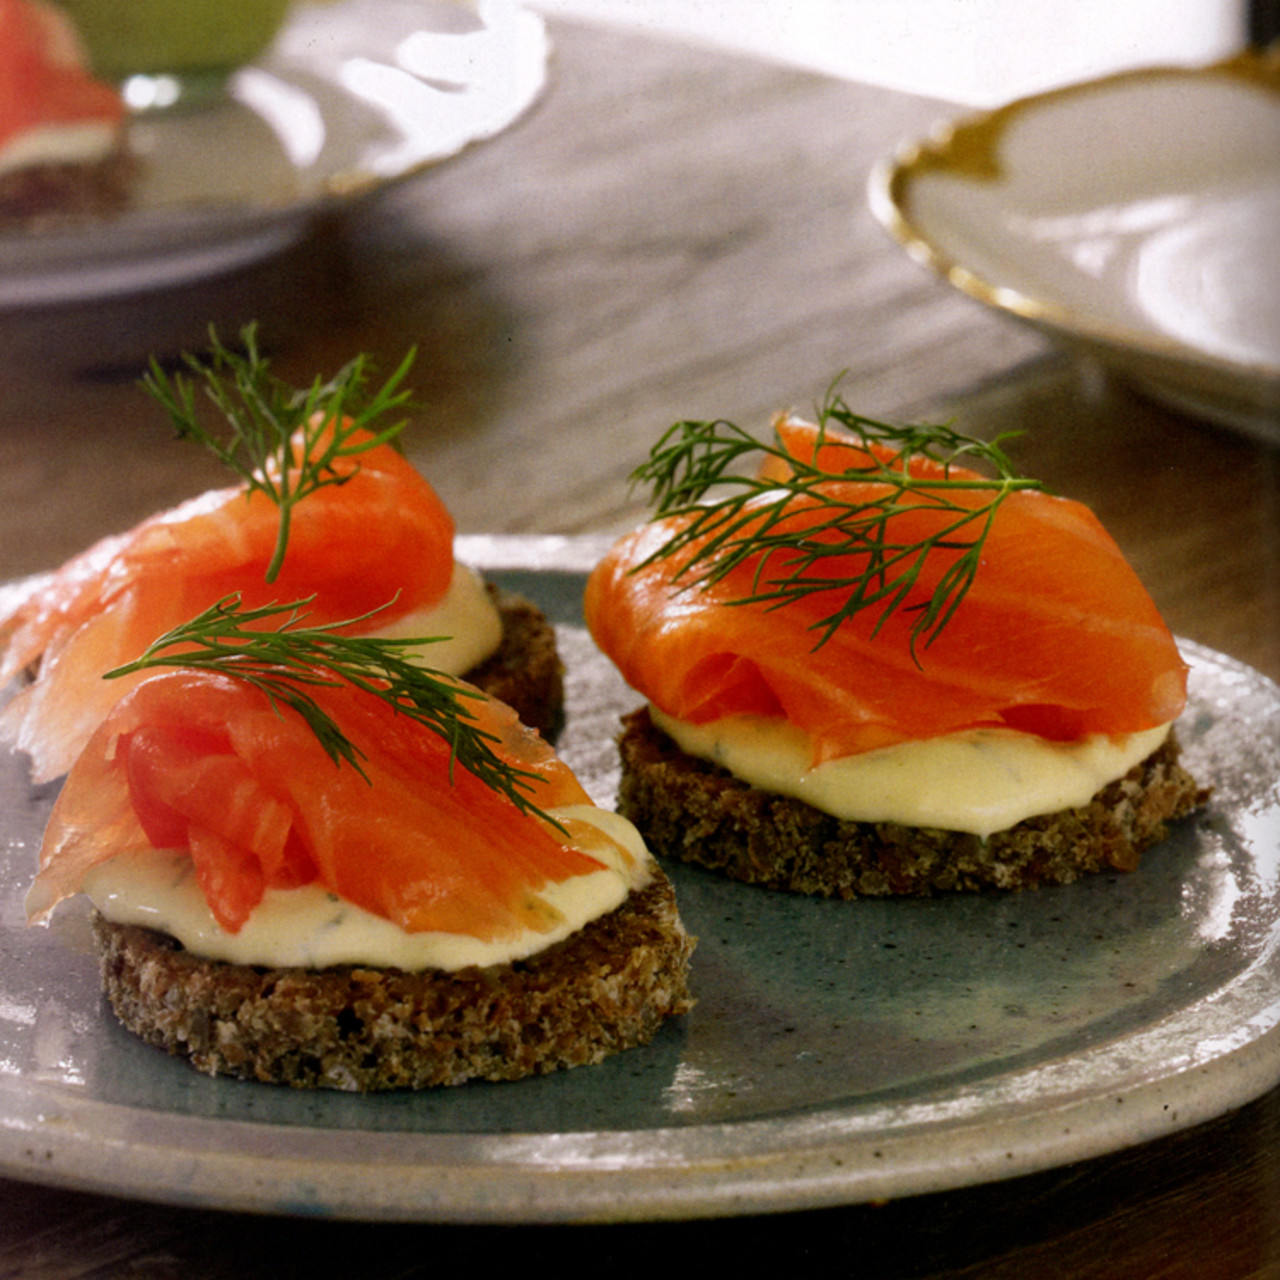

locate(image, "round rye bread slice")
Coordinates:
93 873 695 1090
0 149 137 225
465 587 564 739
616 707 1210 897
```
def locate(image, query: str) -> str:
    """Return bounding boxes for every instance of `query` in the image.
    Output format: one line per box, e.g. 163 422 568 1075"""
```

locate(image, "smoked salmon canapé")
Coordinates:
28 605 694 1089
585 400 1208 897
0 0 134 221
0 332 562 782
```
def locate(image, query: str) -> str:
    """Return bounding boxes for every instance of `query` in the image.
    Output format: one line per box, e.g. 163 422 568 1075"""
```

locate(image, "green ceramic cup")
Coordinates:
60 0 292 105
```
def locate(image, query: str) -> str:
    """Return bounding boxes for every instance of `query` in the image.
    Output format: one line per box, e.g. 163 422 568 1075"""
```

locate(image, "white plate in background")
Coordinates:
870 52 1280 441
0 0 549 306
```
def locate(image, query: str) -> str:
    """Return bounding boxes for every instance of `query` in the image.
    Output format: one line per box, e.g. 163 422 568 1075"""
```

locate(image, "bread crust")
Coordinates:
93 871 694 1090
0 149 137 225
617 707 1209 896
465 587 564 739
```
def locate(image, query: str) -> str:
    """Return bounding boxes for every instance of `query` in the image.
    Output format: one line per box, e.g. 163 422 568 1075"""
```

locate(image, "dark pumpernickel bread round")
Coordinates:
617 707 1210 897
0 151 137 225
465 587 564 739
93 871 694 1090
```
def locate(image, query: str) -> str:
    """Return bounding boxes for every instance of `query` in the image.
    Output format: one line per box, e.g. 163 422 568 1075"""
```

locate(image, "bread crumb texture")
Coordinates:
0 151 136 224
467 588 564 739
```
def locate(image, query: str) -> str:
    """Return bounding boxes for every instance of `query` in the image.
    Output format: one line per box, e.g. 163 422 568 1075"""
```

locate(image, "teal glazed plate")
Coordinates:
0 535 1277 1222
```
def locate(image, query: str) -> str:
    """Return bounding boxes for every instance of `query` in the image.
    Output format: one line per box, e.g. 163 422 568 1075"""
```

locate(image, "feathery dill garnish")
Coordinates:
142 324 416 584
630 388 1043 657
105 594 556 824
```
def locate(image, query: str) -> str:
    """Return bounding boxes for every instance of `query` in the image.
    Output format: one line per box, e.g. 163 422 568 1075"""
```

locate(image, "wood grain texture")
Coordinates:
0 14 1276 1277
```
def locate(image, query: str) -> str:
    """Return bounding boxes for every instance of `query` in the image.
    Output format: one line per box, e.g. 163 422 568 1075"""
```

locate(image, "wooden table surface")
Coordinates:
1 16 1278 1278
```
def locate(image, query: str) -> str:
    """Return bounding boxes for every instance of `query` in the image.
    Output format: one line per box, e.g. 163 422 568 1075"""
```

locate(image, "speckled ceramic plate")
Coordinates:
869 51 1280 441
0 535 1277 1222
0 0 548 306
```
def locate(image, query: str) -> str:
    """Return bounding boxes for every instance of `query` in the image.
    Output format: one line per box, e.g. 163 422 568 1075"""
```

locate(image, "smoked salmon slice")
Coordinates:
0 428 456 781
28 668 604 940
0 0 124 149
585 416 1188 762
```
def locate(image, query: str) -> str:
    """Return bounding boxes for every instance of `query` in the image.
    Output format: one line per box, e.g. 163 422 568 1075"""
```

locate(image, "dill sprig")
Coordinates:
142 324 416 584
104 594 556 824
630 390 1044 656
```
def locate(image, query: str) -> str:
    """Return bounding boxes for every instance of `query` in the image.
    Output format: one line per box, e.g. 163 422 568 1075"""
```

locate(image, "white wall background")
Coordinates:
530 0 1248 104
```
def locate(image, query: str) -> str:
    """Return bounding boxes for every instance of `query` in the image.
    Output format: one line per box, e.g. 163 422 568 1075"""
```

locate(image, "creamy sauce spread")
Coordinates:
83 805 655 971
0 120 117 175
649 705 1173 839
365 562 503 677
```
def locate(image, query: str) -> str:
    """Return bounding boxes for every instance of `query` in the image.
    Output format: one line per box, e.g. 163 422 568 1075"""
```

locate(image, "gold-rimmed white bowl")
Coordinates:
870 50 1280 441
